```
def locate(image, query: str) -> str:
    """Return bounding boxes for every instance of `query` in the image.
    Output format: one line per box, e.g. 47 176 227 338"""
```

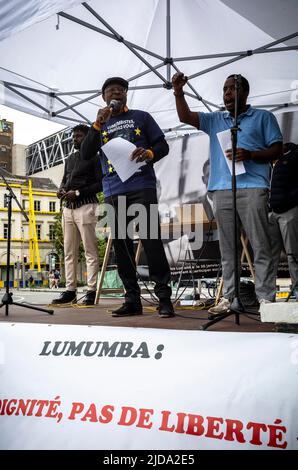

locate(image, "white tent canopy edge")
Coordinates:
0 0 298 133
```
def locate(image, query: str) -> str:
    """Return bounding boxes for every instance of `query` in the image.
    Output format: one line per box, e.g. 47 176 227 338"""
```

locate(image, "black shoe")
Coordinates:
158 299 175 318
51 291 76 305
111 302 143 317
82 290 96 305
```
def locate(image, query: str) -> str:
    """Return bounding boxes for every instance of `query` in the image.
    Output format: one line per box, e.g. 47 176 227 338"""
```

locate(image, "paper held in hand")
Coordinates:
101 136 146 182
217 129 246 175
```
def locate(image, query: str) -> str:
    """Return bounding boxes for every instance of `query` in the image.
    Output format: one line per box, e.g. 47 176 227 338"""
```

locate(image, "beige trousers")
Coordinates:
62 203 99 291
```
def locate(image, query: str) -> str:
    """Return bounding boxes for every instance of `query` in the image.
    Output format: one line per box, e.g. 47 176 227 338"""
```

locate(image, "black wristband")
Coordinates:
173 91 185 97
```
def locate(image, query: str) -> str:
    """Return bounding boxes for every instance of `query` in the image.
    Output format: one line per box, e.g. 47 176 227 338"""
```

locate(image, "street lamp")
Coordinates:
21 226 25 288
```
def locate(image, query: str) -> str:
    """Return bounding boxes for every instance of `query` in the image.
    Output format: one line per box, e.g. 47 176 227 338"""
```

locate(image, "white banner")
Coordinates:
0 322 298 450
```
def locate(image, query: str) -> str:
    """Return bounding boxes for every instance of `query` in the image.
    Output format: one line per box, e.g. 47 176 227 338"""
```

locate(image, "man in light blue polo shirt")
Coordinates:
172 72 283 314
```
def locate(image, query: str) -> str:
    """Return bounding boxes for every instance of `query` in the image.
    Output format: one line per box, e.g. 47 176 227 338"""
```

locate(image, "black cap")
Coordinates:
101 77 129 95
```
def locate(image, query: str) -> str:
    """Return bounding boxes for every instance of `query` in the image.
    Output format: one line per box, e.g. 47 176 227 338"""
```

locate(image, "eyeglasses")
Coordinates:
104 85 127 93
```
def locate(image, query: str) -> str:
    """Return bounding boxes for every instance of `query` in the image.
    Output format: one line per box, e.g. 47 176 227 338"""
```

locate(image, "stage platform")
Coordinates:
0 297 276 332
1 296 297 451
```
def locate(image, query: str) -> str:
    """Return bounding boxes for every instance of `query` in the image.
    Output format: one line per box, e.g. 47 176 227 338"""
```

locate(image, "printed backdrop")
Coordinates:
0 323 297 450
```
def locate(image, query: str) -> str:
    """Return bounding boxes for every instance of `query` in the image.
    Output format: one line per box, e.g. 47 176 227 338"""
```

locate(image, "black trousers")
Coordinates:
105 188 172 303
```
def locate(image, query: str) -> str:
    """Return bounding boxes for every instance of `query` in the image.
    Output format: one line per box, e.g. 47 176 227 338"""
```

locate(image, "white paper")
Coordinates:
101 136 146 182
217 129 246 175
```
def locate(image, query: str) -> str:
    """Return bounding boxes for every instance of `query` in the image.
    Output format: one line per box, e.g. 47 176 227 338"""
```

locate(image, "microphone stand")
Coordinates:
229 75 245 320
0 170 53 316
201 75 252 330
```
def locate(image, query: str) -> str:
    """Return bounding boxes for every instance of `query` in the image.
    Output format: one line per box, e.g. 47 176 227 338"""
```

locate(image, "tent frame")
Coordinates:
2 0 298 132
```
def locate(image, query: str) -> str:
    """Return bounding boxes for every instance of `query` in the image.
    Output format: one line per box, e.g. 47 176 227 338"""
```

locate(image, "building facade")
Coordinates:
0 119 13 173
0 169 59 287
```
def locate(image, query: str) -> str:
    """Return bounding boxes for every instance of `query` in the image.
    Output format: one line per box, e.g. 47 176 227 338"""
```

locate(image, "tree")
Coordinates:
52 211 64 273
97 192 108 267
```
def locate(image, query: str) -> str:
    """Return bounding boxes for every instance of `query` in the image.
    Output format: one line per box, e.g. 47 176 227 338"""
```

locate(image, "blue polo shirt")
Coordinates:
198 106 283 191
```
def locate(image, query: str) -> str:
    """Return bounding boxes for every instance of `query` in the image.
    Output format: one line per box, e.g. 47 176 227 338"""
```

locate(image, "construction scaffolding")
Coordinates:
27 179 41 271
26 127 73 175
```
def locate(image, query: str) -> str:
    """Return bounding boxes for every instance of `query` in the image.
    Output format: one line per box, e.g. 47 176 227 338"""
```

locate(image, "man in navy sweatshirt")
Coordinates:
81 77 174 318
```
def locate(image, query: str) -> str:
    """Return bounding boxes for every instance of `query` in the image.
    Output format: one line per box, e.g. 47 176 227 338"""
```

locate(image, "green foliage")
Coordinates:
98 237 107 267
97 192 105 205
52 192 107 267
52 212 64 259
97 191 108 266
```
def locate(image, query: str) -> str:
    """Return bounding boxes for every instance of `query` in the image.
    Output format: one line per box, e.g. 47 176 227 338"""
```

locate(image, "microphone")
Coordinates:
109 99 121 112
98 100 121 125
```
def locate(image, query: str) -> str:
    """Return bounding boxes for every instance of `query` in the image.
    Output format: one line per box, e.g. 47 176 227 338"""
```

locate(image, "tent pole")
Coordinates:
254 31 298 51
51 115 87 124
189 55 247 80
189 31 298 80
55 71 167 115
3 83 50 114
173 44 298 62
81 3 165 61
55 92 101 114
55 96 91 123
60 11 165 60
55 63 165 97
61 6 168 84
166 0 171 83
171 63 214 112
2 81 49 95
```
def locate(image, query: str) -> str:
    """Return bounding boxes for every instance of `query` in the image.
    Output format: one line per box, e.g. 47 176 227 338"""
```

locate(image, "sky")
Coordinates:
0 104 66 146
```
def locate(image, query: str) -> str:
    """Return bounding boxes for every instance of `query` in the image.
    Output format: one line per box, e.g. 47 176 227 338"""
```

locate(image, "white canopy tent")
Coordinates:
0 0 298 133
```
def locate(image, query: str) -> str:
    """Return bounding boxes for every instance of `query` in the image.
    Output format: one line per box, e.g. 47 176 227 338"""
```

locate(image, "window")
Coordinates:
22 199 28 210
36 224 41 240
34 200 41 212
49 225 55 241
49 201 56 212
4 194 9 208
3 223 8 239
